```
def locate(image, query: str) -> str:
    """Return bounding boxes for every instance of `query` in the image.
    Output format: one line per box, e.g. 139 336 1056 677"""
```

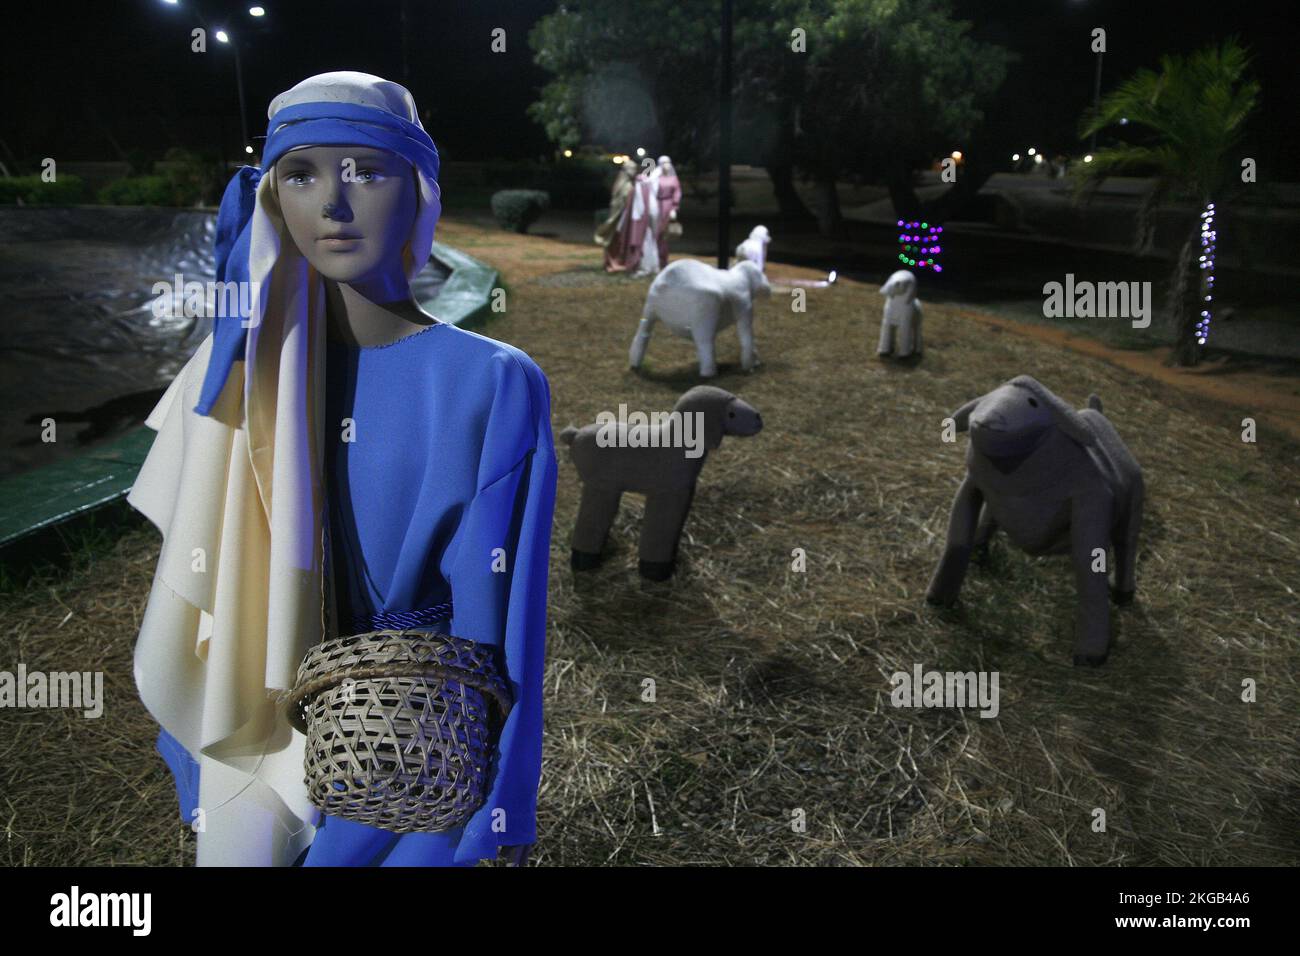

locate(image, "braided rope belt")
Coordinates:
284 629 513 834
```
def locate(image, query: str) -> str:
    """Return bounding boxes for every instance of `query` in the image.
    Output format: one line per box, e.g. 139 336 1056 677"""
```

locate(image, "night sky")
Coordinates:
3 0 1294 170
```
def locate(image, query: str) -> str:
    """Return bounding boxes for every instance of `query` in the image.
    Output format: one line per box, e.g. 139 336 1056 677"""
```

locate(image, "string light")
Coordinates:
896 220 944 272
1196 202 1216 346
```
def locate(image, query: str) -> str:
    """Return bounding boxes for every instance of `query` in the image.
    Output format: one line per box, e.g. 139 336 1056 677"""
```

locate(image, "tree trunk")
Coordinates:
887 158 922 220
1168 229 1202 367
764 162 814 223
922 160 995 222
813 175 843 237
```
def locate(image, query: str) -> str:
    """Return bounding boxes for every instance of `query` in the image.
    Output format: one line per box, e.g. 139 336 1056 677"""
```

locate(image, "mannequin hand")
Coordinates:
669 209 677 221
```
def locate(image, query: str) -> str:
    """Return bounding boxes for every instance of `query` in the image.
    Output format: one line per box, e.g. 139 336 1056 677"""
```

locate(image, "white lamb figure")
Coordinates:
878 269 923 358
629 258 772 378
734 225 771 272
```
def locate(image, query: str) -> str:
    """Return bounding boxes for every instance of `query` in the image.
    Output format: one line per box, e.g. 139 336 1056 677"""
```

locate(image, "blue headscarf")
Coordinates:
195 100 441 416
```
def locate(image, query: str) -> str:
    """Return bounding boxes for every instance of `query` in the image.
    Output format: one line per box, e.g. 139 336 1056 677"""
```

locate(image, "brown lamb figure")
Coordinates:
925 375 1144 666
560 385 763 580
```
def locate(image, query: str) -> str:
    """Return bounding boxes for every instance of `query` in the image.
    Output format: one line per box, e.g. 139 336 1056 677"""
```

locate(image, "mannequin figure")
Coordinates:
127 72 557 867
651 155 682 266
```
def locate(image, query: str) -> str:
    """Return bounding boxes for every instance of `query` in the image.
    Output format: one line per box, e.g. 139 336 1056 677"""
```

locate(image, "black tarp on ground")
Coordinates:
0 206 448 478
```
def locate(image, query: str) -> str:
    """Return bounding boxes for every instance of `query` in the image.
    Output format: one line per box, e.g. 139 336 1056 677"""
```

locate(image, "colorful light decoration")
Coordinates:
1196 202 1216 346
896 220 944 273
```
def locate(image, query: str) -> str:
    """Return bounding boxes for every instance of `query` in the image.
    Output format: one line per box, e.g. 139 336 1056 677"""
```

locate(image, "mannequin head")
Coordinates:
272 143 418 293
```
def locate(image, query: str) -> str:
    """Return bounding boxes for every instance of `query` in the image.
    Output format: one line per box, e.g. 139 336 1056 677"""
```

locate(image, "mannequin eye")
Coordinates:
354 169 382 183
1028 397 1039 407
283 172 313 187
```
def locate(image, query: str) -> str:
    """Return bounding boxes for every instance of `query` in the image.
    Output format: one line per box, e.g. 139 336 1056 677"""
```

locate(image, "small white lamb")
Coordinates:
734 225 771 272
878 269 923 359
629 258 771 378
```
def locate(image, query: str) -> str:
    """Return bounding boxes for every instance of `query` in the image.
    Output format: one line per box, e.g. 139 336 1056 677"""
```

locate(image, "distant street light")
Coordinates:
1012 153 1021 162
1083 154 1094 163
159 1 262 157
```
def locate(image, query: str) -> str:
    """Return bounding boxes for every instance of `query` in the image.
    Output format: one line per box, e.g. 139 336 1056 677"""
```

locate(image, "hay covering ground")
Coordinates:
3 221 1297 866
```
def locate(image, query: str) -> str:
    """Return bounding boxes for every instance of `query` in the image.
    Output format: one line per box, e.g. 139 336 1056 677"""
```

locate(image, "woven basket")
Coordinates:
283 629 513 834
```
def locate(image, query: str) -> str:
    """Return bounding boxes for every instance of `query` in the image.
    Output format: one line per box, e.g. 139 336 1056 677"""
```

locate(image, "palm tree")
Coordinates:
1073 39 1259 366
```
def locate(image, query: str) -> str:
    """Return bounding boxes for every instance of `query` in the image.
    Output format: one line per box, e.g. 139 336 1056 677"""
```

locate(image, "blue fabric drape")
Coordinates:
156 326 558 867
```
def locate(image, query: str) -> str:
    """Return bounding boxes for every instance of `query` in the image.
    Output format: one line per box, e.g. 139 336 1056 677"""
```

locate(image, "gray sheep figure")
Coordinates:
925 375 1144 666
560 385 763 581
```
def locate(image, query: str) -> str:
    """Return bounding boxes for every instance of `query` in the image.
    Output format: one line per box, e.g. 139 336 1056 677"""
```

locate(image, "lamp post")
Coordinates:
161 1 261 157
1090 46 1103 153
215 30 250 155
717 0 733 269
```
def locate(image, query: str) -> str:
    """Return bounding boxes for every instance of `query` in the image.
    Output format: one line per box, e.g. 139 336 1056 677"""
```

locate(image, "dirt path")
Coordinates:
952 310 1300 443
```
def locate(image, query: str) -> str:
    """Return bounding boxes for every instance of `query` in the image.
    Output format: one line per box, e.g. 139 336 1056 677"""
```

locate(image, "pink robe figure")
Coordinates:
605 174 655 274
653 155 682 267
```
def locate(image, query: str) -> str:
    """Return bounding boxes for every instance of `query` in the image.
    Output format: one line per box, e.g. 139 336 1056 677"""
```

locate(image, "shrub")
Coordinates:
0 174 88 205
490 189 551 233
158 147 223 206
97 175 178 207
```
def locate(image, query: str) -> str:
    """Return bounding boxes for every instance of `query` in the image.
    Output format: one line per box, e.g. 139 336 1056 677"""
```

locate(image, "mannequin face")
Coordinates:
273 144 417 287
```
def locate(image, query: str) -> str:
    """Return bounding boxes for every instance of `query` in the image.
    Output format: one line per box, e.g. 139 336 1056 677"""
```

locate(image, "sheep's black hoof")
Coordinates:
571 549 604 571
1111 587 1135 606
1073 651 1109 668
638 559 675 581
925 592 955 608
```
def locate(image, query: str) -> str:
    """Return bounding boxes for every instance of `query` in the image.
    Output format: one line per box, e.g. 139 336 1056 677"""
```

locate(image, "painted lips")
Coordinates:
318 236 362 249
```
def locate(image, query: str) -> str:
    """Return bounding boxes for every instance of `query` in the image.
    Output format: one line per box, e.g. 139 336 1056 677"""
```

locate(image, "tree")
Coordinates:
1073 39 1259 367
528 0 1011 234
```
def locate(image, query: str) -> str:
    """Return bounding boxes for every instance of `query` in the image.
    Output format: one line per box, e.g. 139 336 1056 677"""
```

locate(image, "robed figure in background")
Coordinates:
651 155 682 268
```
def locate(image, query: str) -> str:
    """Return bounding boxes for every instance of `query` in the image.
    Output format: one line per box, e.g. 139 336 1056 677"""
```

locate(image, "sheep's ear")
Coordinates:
951 397 980 432
1015 376 1095 446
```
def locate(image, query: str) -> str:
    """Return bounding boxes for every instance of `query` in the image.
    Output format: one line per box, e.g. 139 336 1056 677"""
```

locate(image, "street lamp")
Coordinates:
160 1 260 157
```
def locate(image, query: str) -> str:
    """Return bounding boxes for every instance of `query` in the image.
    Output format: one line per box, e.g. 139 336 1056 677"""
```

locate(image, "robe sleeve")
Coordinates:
445 349 558 863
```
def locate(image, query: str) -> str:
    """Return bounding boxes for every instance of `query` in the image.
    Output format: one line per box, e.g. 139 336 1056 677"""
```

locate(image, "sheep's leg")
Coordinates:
877 318 894 356
913 310 923 355
737 307 758 372
629 316 656 370
972 504 998 565
1112 476 1143 603
896 316 917 357
926 477 983 606
692 321 718 378
571 485 623 571
637 486 695 581
1070 494 1113 666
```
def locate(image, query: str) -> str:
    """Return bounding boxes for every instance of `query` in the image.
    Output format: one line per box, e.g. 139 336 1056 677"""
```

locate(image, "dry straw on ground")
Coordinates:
3 224 1296 866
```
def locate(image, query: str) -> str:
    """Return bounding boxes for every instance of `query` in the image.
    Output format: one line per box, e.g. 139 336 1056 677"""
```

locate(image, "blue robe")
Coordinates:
156 320 558 866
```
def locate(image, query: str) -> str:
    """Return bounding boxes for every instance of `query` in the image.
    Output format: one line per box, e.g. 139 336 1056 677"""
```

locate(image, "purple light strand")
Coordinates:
1196 202 1216 346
